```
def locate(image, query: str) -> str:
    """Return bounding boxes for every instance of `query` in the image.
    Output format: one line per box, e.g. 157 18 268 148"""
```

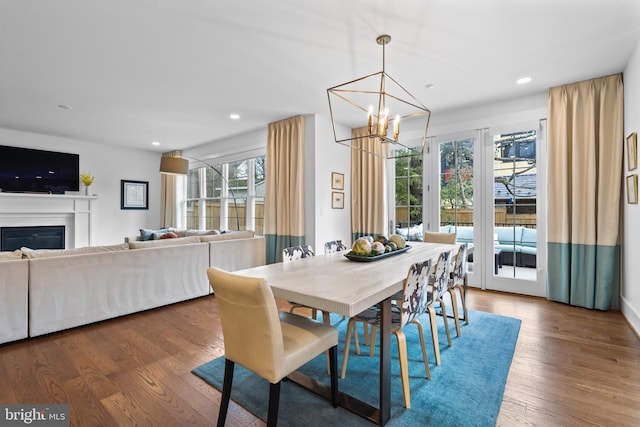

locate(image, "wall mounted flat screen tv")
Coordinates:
0 145 79 194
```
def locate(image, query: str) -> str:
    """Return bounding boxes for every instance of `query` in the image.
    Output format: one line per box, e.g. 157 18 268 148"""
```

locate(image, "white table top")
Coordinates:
234 242 456 317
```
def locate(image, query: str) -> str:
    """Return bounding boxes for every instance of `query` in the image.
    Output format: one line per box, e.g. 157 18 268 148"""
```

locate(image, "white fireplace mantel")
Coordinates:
0 192 98 248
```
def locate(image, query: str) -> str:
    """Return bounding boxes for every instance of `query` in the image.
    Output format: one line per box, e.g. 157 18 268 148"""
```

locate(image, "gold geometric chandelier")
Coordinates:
327 34 431 159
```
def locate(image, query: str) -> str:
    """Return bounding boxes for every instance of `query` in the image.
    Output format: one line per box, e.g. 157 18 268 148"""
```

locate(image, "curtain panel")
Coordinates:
351 126 387 241
264 116 305 264
160 150 181 228
547 74 623 310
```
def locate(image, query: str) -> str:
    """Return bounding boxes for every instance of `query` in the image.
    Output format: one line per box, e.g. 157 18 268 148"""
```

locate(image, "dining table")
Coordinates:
234 241 456 426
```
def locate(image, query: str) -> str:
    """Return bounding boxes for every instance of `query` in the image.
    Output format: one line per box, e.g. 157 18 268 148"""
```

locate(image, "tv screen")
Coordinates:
0 145 79 194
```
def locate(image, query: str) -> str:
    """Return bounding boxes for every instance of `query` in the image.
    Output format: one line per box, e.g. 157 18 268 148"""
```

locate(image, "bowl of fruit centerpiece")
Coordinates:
344 234 411 262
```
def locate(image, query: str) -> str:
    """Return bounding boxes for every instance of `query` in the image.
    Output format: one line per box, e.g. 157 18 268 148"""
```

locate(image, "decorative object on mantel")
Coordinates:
80 172 94 195
121 180 149 210
327 34 431 159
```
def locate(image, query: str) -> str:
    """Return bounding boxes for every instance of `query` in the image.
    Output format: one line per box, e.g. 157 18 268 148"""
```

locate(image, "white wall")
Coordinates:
0 128 161 245
623 41 640 335
308 115 352 252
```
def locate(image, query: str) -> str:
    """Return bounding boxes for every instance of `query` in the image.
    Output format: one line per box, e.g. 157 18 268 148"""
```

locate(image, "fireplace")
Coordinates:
0 225 65 251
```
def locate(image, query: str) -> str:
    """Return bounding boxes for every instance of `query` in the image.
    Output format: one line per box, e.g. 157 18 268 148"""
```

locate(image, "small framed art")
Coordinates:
332 191 344 209
121 180 149 210
331 172 344 190
627 132 637 171
627 174 638 204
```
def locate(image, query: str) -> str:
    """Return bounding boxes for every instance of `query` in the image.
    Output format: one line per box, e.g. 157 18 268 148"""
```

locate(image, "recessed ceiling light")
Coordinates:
229 114 240 120
425 84 435 89
58 104 73 110
151 141 160 146
516 77 532 85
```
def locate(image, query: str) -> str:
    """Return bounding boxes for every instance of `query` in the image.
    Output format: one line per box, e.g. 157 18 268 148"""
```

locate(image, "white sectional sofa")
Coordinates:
0 231 265 344
0 251 28 344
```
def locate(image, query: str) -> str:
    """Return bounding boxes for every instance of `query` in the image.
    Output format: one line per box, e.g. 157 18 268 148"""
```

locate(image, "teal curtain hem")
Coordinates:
547 242 620 310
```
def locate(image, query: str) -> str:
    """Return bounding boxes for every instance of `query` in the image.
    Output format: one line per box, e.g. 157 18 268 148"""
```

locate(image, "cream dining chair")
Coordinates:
207 267 339 427
424 231 457 244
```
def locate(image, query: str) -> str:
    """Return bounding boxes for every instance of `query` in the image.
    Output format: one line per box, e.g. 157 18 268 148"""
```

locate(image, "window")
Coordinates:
394 149 423 241
186 155 265 235
440 139 474 229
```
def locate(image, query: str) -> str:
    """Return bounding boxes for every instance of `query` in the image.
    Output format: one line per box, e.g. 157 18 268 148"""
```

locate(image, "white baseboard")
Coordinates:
621 296 640 337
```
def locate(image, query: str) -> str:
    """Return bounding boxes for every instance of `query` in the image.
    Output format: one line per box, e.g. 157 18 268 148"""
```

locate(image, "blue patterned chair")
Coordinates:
340 259 433 409
425 250 453 365
446 243 469 337
324 240 348 254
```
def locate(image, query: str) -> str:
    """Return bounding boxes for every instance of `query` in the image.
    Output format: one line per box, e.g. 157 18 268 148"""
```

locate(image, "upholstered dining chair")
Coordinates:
324 240 348 254
282 245 325 321
424 231 457 244
207 267 339 427
447 243 469 337
340 259 433 409
425 250 453 365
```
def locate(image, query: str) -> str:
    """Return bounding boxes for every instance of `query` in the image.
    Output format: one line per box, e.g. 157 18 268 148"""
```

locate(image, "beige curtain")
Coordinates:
160 150 181 228
265 116 305 263
547 74 623 310
351 126 386 240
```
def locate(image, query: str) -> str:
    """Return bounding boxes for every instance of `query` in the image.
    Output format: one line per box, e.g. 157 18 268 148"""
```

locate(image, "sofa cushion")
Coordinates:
495 226 523 245
186 229 220 237
454 226 474 243
140 228 170 241
521 228 537 247
21 243 129 259
0 249 22 260
128 236 201 249
199 230 255 242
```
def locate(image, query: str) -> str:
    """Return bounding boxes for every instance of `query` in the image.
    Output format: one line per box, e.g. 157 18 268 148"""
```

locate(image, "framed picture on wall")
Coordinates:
121 180 149 210
331 172 344 190
627 132 637 171
627 174 638 204
332 192 344 209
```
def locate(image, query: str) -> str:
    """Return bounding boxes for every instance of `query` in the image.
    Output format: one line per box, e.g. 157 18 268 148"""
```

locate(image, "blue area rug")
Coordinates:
193 310 521 426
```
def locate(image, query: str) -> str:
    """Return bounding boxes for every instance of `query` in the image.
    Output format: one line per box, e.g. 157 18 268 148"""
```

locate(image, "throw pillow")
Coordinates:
0 249 22 261
160 232 178 239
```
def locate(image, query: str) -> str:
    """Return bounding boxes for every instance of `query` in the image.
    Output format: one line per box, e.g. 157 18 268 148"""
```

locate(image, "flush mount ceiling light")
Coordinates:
516 76 532 85
327 34 431 159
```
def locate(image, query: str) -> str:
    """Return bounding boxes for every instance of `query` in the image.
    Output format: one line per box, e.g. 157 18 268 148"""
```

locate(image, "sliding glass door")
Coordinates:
483 122 546 296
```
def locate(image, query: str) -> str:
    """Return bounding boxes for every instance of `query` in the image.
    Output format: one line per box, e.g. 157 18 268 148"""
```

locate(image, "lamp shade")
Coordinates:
159 157 189 175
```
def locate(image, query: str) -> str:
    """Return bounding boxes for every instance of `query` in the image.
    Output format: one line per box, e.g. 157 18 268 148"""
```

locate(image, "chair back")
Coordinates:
324 240 348 254
450 243 468 288
399 259 432 327
424 231 457 244
207 267 285 381
282 245 314 262
432 250 452 300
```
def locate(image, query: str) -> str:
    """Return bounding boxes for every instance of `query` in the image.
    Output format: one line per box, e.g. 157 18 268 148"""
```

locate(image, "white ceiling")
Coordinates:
1 0 639 153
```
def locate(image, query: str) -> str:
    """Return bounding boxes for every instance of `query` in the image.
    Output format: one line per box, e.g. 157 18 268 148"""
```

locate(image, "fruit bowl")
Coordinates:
344 245 411 262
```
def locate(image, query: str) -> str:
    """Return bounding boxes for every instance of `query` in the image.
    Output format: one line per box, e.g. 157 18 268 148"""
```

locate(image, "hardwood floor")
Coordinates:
1 289 639 426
